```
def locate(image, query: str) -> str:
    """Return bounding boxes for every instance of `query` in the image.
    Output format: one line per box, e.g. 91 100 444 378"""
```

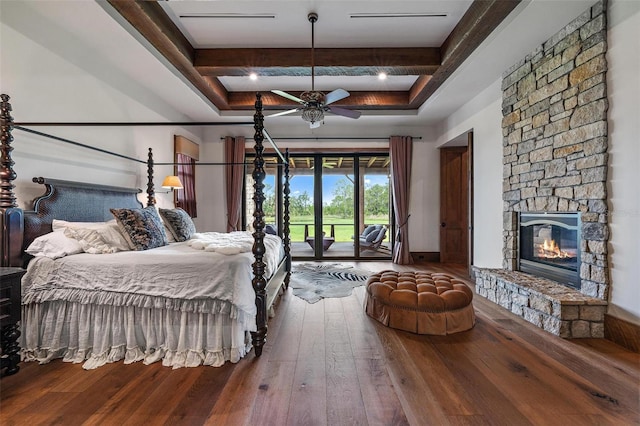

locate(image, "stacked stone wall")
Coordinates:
500 0 609 300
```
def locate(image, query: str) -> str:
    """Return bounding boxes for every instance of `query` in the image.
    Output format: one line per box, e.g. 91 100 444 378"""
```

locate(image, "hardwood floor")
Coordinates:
1 262 638 425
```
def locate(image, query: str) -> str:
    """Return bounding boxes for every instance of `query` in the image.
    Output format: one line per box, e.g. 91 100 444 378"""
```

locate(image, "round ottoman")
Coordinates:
364 270 475 335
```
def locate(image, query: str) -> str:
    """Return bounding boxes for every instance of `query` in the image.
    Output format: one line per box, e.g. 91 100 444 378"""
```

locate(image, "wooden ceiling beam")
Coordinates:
195 48 440 77
106 0 230 110
228 91 411 110
408 0 521 107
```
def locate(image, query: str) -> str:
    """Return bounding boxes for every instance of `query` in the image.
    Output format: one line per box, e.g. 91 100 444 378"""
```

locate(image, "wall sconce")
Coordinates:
159 175 183 193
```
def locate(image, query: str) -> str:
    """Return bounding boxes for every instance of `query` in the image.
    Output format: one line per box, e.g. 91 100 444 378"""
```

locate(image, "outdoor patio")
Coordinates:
290 241 391 259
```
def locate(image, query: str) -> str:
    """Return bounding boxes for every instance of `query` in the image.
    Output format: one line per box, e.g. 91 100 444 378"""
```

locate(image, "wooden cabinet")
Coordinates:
1 267 25 376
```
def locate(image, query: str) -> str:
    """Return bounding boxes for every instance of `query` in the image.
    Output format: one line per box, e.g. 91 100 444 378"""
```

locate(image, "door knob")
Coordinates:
441 222 446 227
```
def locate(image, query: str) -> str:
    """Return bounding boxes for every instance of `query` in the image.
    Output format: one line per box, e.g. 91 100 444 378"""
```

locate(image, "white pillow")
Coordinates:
63 223 130 254
26 230 83 259
52 219 116 231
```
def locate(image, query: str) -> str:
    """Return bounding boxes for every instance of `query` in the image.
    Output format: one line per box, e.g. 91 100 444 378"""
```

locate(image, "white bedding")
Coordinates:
21 231 283 369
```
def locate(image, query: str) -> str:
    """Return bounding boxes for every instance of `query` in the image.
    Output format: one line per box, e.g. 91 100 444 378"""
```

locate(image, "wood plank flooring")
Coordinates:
1 262 638 425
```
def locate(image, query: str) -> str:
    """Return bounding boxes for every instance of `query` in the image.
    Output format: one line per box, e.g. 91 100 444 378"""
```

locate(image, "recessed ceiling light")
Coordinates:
249 73 258 81
378 72 388 80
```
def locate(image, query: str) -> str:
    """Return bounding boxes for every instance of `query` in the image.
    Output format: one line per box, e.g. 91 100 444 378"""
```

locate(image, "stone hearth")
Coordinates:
474 269 606 338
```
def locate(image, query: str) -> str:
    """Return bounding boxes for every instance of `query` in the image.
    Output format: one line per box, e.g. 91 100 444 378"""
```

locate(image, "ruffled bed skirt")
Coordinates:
21 301 254 370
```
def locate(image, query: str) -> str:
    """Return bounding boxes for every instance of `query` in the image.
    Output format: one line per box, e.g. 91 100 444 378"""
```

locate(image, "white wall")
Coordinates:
606 0 640 325
1 2 202 211
409 140 441 252
433 0 640 325
435 80 504 268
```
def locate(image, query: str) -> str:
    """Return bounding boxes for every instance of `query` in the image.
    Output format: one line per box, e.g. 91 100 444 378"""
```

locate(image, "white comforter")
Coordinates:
23 232 283 326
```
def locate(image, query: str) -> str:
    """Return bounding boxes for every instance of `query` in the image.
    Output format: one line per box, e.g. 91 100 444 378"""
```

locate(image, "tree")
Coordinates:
365 183 389 216
329 178 354 218
291 191 313 216
263 182 276 217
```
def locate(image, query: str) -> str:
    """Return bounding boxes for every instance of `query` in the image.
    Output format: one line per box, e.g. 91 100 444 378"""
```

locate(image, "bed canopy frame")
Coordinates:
0 92 290 357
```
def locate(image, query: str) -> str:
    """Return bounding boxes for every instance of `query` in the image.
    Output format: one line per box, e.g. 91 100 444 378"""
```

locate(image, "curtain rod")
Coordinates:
13 121 254 126
220 136 421 141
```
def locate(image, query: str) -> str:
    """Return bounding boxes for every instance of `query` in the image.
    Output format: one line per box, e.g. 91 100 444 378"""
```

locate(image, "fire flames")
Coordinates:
537 239 571 259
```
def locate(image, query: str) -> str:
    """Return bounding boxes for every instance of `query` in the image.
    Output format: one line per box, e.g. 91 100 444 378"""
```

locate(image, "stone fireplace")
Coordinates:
474 0 609 338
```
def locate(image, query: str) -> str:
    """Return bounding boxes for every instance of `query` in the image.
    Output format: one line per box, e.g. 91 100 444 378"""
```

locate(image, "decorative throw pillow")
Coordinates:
265 224 278 235
361 225 379 238
110 206 168 250
158 208 196 242
365 226 382 243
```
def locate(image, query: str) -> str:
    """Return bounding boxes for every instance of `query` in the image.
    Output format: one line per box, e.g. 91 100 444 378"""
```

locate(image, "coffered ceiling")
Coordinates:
106 0 521 115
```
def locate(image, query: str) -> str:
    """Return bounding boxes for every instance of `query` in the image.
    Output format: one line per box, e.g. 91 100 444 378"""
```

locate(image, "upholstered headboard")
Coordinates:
22 177 143 260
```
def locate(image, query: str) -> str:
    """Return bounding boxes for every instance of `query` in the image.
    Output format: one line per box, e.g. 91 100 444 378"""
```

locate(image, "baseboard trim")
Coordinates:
411 252 440 263
604 314 640 353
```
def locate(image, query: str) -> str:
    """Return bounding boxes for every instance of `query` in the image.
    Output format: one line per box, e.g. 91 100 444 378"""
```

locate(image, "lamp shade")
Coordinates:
161 175 183 190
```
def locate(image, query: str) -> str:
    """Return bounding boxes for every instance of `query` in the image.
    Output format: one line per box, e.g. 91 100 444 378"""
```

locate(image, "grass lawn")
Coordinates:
265 215 389 242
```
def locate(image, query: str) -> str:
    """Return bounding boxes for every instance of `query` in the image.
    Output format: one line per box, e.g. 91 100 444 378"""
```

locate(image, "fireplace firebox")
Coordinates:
518 212 581 290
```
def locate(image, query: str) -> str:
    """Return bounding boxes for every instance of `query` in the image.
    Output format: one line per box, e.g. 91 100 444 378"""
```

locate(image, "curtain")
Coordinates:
224 136 245 232
176 153 197 217
390 136 413 264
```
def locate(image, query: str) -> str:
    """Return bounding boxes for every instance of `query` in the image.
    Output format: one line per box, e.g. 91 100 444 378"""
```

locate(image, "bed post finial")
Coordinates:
283 148 291 287
146 148 156 206
251 92 268 356
1 94 24 267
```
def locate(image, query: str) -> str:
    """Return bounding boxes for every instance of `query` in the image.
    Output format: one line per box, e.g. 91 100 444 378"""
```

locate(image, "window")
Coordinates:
174 135 199 218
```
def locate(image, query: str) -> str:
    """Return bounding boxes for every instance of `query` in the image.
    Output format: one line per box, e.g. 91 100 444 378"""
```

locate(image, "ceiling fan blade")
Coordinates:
324 88 350 105
328 105 361 119
267 108 299 118
271 90 305 104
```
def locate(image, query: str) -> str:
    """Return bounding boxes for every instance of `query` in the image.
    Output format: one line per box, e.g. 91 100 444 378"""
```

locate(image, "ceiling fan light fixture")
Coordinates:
301 105 324 125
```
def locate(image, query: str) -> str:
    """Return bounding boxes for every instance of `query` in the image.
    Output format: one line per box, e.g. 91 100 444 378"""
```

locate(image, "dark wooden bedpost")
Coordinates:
146 148 156 206
0 94 23 267
283 148 291 288
251 93 268 357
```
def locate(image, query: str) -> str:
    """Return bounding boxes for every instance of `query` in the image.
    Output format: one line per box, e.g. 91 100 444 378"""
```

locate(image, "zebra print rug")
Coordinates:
289 263 371 304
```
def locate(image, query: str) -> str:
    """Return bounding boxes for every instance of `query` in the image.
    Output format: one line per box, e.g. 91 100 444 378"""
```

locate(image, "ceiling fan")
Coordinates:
310 159 337 169
269 12 361 129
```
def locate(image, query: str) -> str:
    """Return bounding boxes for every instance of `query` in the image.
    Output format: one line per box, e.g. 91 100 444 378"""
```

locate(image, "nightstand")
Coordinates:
1 267 25 376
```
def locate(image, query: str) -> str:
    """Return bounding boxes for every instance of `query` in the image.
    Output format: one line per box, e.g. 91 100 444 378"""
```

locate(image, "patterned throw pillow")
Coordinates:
110 206 168 250
159 208 196 242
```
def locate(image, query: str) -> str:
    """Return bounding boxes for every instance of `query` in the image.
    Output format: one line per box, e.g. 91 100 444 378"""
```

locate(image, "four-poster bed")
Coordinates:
0 93 291 371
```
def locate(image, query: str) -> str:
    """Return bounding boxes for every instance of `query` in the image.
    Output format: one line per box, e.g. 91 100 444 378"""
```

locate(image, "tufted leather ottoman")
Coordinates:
364 271 475 335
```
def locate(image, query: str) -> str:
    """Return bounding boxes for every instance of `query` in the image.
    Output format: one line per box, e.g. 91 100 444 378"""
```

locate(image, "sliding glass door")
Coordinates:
358 155 392 259
321 156 355 259
245 152 392 261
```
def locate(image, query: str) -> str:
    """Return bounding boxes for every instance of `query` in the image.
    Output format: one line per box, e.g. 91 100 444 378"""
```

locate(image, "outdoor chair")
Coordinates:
358 225 387 252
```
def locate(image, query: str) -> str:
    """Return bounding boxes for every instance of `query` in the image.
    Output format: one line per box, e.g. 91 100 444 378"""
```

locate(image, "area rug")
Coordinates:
289 263 371 304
